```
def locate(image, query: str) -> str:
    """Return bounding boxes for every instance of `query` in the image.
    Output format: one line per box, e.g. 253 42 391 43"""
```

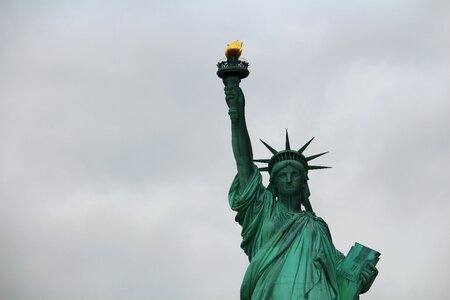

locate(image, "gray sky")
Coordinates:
1 0 449 299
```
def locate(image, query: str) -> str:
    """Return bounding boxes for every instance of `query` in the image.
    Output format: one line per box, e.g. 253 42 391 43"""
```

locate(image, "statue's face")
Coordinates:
274 165 306 197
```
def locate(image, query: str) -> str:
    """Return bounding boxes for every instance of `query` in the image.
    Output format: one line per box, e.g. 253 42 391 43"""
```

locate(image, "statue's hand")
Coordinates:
224 85 245 123
360 262 378 294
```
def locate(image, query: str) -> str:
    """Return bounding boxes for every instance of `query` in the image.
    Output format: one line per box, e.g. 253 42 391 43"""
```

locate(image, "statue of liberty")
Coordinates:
217 41 379 300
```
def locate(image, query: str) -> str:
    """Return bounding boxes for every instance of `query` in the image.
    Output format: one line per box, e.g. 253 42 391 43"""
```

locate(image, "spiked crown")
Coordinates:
254 131 330 174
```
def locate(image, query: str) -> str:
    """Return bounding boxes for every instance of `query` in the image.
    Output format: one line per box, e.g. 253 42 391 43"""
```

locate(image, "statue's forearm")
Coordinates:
231 115 254 190
223 81 254 189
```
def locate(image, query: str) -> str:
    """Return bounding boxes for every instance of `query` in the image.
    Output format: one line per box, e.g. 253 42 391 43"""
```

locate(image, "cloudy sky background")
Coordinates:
1 0 449 299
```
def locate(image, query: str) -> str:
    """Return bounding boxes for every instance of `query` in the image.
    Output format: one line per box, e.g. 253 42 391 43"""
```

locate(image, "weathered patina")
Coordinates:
217 41 379 300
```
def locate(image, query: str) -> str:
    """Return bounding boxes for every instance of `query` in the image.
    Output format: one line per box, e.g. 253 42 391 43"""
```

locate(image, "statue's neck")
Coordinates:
277 195 302 212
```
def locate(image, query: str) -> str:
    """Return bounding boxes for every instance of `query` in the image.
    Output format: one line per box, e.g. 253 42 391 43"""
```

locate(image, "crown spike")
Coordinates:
254 159 271 163
260 139 278 155
258 167 270 172
285 130 291 150
306 151 329 162
308 165 332 170
298 137 315 154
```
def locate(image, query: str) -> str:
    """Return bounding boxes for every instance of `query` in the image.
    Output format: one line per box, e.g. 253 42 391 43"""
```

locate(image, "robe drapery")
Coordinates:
229 167 344 300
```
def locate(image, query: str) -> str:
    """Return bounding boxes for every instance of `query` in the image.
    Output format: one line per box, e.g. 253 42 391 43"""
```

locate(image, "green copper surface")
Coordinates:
217 44 379 300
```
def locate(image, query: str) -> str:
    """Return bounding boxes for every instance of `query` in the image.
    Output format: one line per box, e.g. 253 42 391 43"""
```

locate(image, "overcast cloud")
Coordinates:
1 0 449 299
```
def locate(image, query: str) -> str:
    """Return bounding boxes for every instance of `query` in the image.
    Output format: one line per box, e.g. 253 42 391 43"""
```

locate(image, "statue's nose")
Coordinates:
286 174 292 183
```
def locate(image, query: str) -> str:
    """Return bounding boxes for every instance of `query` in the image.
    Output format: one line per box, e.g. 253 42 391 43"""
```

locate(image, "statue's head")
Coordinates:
254 131 330 211
269 160 307 197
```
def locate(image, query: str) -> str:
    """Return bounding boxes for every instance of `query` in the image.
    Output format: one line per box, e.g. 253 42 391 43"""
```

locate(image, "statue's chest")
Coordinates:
260 209 295 242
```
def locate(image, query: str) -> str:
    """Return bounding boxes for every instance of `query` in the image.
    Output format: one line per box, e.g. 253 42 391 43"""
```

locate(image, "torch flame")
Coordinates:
225 40 243 59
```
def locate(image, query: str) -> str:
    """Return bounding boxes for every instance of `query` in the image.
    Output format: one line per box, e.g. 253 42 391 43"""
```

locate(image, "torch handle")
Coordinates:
222 76 241 88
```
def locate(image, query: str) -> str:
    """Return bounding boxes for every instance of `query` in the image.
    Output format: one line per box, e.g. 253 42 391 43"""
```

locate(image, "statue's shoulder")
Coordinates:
302 212 329 226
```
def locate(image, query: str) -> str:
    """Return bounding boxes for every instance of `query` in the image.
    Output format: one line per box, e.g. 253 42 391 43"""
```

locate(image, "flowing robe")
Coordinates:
229 167 344 300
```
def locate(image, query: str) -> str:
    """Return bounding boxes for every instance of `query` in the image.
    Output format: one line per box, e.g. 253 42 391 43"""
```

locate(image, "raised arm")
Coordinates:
224 78 254 191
